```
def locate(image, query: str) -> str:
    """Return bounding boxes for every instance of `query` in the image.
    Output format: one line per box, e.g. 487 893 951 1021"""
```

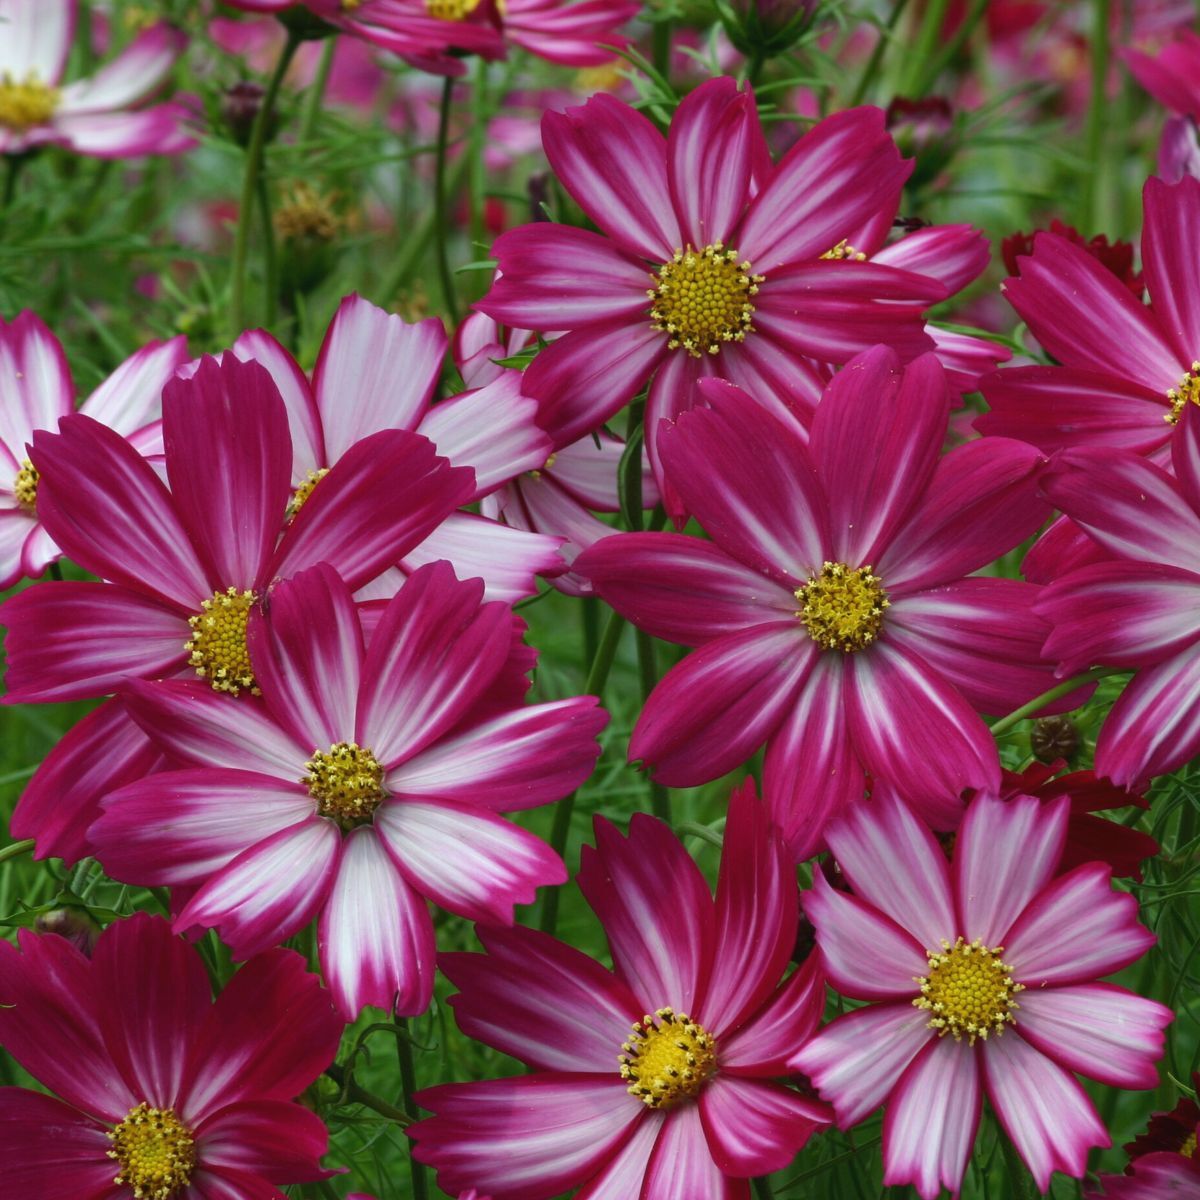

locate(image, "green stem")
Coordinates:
300 38 335 142
1082 0 1112 232
652 18 673 86
635 629 671 823
913 0 986 95
395 1019 429 1200
999 1127 1038 1200
324 1063 413 1126
848 0 910 106
752 1175 774 1199
468 57 489 258
2 155 24 214
900 0 950 96
989 667 1117 738
0 838 34 866
745 48 766 89
230 31 300 338
255 172 279 329
434 75 460 321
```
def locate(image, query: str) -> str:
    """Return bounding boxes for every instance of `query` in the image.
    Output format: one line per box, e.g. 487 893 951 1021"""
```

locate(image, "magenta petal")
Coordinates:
1142 176 1200 364
189 1165 285 1200
1004 863 1155 987
441 925 640 1073
317 826 435 1018
578 814 715 1015
577 532 795 647
1016 984 1171 1090
92 911 211 1108
882 1035 980 1200
981 1033 1108 1192
641 1103 736 1200
574 1114 663 1200
410 1075 641 1200
194 1100 330 1182
163 355 291 590
0 1089 118 1200
10 698 160 865
872 224 990 294
629 623 815 787
719 954 825 1077
791 1003 933 1128
700 1076 825 1177
177 820 341 959
1174 401 1200 512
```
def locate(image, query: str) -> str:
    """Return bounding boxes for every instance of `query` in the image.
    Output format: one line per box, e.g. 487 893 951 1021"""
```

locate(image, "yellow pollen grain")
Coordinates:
425 0 485 19
1181 1131 1198 1159
107 1103 195 1200
913 936 1022 1045
304 741 386 827
184 588 260 696
0 72 59 131
618 1008 717 1110
13 458 38 512
1165 361 1200 425
288 467 330 520
796 561 889 652
648 242 764 358
820 239 868 261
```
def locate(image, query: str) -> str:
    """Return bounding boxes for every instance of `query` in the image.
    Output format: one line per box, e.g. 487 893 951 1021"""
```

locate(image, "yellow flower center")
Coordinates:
274 183 340 243
13 458 38 512
288 467 330 520
304 741 386 827
914 937 1022 1044
648 242 764 358
107 1103 196 1200
820 239 867 261
619 1008 717 1110
796 561 889 652
1182 1131 1198 1159
1165 362 1200 425
184 588 259 696
0 72 59 131
425 0 486 19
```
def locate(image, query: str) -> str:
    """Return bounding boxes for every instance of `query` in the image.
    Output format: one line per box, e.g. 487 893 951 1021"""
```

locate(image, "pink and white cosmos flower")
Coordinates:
0 911 343 1199
90 561 607 1019
410 782 829 1200
0 0 193 158
577 346 1058 859
792 792 1171 1200
0 309 187 590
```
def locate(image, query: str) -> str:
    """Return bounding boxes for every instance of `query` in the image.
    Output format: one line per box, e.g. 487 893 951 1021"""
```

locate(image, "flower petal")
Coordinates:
1142 176 1200 365
719 954 825 1076
641 1102 738 1200
79 335 188 436
0 310 72 466
0 1090 117 1200
53 104 195 158
700 1076 826 1177
58 22 184 112
0 0 74 82
193 1100 330 1182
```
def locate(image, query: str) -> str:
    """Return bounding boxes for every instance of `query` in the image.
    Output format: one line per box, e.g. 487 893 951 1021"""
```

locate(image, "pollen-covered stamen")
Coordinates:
913 936 1022 1044
618 1008 717 1109
288 467 330 520
13 458 38 512
304 741 386 827
649 242 764 358
0 72 59 131
107 1103 196 1200
1164 362 1200 425
796 561 889 652
820 239 867 261
184 588 259 696
1182 1131 1198 1159
425 0 485 18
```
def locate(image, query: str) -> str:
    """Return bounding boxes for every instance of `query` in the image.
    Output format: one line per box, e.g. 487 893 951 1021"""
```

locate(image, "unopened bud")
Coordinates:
221 82 273 148
34 908 101 956
720 0 820 59
1030 714 1081 764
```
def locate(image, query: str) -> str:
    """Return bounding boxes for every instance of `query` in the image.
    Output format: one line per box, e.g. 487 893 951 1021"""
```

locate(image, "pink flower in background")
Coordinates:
1124 29 1200 119
410 782 829 1199
578 347 1056 859
1160 115 1200 183
793 792 1170 1199
0 0 193 158
0 912 343 1198
497 0 639 67
90 562 607 1018
0 310 187 590
1089 1156 1200 1198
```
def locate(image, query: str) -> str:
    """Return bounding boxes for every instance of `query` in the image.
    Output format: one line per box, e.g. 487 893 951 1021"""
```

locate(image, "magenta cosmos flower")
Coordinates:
0 352 472 864
410 782 829 1200
577 346 1058 859
90 561 606 1018
0 911 343 1199
0 0 193 158
1035 402 1200 788
0 309 187 590
480 78 947 462
218 293 561 603
1090 1157 1200 1198
792 792 1170 1199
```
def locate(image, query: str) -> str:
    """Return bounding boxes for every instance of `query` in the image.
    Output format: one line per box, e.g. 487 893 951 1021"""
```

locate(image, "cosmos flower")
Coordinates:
410 782 829 1199
89 561 607 1019
1123 29 1200 120
577 346 1057 859
0 911 343 1199
0 0 193 158
0 309 187 591
0 353 472 863
792 792 1170 1199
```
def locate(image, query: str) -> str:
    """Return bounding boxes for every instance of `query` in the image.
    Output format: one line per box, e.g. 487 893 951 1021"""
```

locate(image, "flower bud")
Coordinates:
719 0 820 60
34 907 101 956
221 82 273 148
886 97 955 190
1030 714 1081 764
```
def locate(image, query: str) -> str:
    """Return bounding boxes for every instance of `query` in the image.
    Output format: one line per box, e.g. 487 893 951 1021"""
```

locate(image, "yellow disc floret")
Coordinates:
13 458 38 512
107 1103 196 1200
0 72 59 131
274 183 340 243
304 741 386 827
796 561 889 652
649 242 764 357
820 239 868 261
1165 362 1200 425
425 0 485 19
914 936 1022 1044
288 467 330 520
619 1008 717 1109
184 588 259 696
1181 1131 1198 1159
